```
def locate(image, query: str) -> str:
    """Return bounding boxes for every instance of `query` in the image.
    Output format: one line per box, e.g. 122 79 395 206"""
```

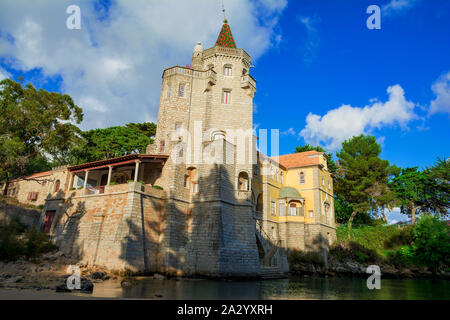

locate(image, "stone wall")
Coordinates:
0 204 41 228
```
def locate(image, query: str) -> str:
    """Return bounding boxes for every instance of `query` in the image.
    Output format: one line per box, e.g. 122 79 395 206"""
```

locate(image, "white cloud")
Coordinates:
280 128 296 136
382 0 420 17
0 66 10 80
299 85 417 150
429 71 450 115
298 15 320 64
385 207 406 225
0 0 287 129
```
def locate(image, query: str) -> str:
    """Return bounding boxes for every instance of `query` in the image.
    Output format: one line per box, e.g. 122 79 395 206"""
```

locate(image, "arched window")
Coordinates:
223 64 232 76
238 172 249 191
186 167 198 194
212 131 225 140
299 171 305 184
323 202 330 224
54 180 60 193
256 193 263 219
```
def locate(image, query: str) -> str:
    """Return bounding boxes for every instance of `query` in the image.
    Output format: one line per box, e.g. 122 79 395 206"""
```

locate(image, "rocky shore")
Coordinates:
1 250 449 297
0 251 120 294
290 256 450 280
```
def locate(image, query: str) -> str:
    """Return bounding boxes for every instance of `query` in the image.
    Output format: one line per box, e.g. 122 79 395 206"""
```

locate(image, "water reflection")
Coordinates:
82 276 450 300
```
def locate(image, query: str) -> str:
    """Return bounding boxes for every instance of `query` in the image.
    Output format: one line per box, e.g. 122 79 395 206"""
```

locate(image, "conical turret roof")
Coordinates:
215 20 237 48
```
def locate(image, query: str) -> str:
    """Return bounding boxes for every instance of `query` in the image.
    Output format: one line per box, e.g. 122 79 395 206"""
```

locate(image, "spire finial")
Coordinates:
222 1 227 23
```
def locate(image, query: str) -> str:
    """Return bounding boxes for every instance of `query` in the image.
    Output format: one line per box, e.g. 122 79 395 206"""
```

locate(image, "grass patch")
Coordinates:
337 224 412 253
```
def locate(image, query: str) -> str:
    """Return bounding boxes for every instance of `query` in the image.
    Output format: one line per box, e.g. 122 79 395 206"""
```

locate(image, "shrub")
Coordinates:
37 204 44 210
329 241 381 264
412 215 450 271
287 249 325 266
0 219 26 261
384 225 413 249
153 185 163 190
386 246 415 267
0 219 57 262
23 227 57 260
109 181 118 186
337 224 402 252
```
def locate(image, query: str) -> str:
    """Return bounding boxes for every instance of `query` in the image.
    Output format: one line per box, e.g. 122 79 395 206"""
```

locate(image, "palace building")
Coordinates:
4 19 336 277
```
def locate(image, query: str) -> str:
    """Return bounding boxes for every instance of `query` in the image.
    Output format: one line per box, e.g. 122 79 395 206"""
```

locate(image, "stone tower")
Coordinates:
146 19 262 277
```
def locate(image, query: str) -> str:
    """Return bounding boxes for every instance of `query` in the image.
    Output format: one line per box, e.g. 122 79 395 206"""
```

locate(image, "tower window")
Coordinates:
222 90 231 104
54 180 60 193
278 200 285 216
238 172 249 191
299 171 305 184
271 201 276 216
160 140 165 152
224 65 232 76
167 85 172 98
178 83 185 97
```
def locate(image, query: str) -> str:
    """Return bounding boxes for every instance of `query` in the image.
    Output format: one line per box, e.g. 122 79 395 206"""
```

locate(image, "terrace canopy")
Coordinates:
67 154 169 194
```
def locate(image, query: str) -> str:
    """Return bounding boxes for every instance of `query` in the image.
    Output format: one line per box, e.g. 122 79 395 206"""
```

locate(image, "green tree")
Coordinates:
390 159 449 224
334 195 375 225
0 78 83 192
390 167 431 224
412 215 450 271
335 135 393 236
72 125 153 164
125 122 156 140
295 144 337 176
424 157 450 216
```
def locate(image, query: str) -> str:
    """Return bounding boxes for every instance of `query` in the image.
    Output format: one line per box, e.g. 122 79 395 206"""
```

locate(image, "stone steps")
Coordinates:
260 267 287 280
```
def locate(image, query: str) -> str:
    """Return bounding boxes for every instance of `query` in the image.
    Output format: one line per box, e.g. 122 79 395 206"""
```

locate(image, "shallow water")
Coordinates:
76 276 450 300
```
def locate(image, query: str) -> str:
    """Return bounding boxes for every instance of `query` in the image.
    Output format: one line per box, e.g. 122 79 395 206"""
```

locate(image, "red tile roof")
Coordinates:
215 21 237 48
67 154 169 172
272 151 324 169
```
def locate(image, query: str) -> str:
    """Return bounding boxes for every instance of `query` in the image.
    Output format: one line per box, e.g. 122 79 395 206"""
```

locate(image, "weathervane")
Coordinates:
222 0 227 23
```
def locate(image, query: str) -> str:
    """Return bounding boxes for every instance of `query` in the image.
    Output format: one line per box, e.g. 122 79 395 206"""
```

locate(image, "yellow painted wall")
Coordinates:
252 153 334 226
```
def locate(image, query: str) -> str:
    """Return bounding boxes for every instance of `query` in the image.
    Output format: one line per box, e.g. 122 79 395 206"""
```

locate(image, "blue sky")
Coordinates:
252 0 449 170
0 0 448 223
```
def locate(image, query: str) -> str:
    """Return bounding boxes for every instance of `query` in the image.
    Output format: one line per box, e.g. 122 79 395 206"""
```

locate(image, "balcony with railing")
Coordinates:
241 74 256 90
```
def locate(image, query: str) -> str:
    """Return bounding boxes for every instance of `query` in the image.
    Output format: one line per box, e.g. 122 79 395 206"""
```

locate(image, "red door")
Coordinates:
42 211 56 233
